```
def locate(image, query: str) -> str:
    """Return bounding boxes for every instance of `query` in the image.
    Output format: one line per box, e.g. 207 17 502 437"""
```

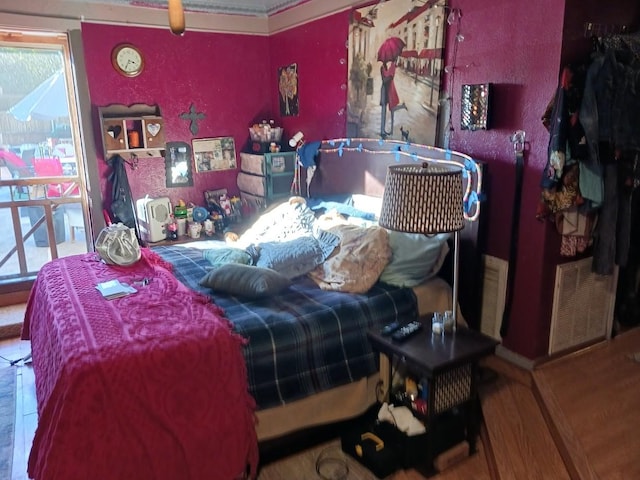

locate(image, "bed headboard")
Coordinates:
307 138 486 329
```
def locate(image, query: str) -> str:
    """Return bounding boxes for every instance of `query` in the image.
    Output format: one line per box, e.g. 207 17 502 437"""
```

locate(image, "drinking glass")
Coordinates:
432 312 444 335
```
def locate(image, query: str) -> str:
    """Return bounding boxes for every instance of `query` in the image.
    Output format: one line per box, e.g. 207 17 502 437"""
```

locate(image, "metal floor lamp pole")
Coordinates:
452 230 460 332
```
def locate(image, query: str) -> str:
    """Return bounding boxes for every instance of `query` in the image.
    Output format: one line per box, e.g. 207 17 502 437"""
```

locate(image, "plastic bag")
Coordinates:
95 223 141 266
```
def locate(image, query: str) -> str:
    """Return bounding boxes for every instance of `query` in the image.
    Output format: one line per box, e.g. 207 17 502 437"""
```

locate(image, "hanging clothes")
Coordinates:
580 32 640 274
107 154 141 243
537 64 598 255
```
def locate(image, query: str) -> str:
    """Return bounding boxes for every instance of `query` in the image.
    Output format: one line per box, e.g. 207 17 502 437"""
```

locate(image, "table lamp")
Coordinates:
379 161 465 330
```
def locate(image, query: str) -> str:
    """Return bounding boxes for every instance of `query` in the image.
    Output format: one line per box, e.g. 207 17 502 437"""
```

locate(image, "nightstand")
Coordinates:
367 316 498 476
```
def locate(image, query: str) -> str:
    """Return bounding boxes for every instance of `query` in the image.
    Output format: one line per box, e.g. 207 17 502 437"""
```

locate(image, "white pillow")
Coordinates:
350 194 383 219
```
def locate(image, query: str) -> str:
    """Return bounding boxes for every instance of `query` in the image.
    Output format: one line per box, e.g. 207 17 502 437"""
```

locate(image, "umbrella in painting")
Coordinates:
9 69 69 121
377 37 406 62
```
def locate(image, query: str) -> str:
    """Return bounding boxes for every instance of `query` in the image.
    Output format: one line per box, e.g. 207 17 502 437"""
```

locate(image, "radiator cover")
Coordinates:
548 257 618 354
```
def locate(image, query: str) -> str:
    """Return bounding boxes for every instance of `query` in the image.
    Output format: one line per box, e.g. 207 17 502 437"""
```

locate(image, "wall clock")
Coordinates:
111 43 144 77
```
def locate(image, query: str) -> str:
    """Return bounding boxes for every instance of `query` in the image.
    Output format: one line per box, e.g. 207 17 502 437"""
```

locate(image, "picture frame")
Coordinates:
461 83 492 131
347 0 448 145
278 63 299 116
165 141 193 187
192 137 237 172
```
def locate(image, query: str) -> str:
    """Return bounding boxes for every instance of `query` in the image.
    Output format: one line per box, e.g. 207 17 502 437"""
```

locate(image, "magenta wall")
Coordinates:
268 12 350 141
79 2 638 360
81 14 350 213
81 23 273 209
442 0 639 358
441 0 565 358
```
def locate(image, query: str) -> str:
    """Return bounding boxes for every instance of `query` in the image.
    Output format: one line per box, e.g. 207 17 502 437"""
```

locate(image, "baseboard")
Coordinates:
0 290 30 307
0 303 26 340
495 344 536 370
0 323 22 340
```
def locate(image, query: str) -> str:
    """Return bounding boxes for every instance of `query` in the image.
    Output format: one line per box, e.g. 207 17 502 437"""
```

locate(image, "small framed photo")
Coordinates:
192 137 237 172
165 141 193 187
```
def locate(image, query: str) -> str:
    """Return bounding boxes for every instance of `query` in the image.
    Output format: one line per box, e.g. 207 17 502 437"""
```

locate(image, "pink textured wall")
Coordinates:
82 23 272 209
443 0 639 358
81 13 350 213
443 0 564 357
268 12 350 141
79 1 638 360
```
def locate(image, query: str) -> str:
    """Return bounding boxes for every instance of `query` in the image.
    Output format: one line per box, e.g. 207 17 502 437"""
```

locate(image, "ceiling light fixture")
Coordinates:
168 0 185 36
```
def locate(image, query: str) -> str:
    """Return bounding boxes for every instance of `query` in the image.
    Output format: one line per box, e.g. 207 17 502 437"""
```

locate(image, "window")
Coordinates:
0 30 89 290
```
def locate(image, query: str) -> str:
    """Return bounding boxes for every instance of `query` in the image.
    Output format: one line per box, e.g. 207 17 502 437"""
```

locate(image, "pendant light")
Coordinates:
168 0 185 35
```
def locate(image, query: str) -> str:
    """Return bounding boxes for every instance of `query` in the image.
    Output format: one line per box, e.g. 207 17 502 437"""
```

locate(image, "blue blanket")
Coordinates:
152 244 418 410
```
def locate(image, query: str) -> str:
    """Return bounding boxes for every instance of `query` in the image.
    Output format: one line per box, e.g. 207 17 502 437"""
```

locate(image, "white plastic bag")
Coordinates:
95 223 141 266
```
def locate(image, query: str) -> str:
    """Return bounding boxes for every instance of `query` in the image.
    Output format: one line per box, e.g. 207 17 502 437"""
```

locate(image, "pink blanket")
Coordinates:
23 249 258 480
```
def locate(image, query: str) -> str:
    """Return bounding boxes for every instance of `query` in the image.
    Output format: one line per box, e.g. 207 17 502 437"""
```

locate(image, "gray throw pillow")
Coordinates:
199 264 291 298
255 236 326 279
202 247 253 267
379 232 450 287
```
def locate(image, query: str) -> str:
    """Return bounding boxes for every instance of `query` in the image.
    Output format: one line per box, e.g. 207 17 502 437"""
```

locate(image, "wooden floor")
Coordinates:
2 327 639 480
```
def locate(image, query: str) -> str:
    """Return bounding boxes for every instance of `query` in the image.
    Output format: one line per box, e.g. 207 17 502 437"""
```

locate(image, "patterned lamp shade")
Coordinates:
379 162 464 234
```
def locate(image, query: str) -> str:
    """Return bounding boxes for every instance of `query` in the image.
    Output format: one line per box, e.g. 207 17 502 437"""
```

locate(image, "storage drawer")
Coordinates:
237 171 295 199
239 152 267 176
264 152 296 175
237 171 268 197
239 151 297 177
240 192 267 211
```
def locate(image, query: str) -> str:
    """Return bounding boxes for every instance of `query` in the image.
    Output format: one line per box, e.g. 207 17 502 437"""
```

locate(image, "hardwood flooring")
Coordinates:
0 337 34 480
2 327 639 480
533 328 640 480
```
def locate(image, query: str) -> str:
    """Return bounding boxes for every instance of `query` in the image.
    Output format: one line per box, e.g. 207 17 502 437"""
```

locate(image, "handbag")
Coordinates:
95 223 141 266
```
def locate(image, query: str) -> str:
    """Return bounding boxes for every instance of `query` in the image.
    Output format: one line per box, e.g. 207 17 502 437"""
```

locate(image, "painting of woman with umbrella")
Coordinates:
378 37 407 137
347 0 447 145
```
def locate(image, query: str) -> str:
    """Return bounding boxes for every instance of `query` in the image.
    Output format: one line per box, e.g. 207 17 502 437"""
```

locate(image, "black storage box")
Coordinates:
341 404 428 477
374 420 428 470
341 404 467 477
341 423 401 478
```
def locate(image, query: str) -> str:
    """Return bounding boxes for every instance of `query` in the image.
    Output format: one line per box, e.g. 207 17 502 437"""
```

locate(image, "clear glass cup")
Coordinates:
443 310 454 333
432 312 444 335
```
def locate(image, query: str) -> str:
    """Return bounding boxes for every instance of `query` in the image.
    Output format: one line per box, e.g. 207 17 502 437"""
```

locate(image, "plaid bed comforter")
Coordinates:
152 243 418 410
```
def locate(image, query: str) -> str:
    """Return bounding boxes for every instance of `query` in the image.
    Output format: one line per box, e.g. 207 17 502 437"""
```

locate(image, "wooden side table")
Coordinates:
367 316 498 476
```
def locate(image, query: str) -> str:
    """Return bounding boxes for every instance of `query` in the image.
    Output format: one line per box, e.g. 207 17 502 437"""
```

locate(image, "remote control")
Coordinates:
391 321 423 342
380 321 401 336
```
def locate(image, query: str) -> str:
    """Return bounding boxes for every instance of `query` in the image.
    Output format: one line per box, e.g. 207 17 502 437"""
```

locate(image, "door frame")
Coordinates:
0 27 102 303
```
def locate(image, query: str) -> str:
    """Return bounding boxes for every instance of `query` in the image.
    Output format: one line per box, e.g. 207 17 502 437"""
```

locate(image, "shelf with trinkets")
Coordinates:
144 194 248 247
99 104 165 161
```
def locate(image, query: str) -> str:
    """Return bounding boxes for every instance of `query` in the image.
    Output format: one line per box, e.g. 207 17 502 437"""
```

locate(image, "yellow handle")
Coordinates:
360 432 385 451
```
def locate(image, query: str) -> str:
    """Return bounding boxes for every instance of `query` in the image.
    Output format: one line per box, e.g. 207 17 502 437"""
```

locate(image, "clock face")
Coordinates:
111 44 144 77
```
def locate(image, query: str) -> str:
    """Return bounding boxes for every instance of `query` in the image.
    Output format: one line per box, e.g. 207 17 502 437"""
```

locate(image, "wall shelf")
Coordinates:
99 104 165 160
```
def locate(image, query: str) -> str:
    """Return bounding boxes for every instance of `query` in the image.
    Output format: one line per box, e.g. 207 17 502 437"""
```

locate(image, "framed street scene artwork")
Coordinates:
192 137 237 172
347 0 448 145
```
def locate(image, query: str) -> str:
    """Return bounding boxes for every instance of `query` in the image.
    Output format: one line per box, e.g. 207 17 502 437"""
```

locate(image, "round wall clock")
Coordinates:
111 43 144 77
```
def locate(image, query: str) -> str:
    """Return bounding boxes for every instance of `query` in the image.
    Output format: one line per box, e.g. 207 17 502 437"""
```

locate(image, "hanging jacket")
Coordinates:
107 154 140 241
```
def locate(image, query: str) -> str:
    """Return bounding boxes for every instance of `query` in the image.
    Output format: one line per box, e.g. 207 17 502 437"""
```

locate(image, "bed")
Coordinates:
22 249 258 480
153 139 484 442
22 139 483 479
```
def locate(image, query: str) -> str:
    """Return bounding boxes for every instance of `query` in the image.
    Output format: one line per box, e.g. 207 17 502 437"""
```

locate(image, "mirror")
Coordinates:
461 83 491 131
165 141 193 187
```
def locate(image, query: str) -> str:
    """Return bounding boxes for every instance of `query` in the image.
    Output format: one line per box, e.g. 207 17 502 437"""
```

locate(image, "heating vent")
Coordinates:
480 255 508 341
549 257 617 355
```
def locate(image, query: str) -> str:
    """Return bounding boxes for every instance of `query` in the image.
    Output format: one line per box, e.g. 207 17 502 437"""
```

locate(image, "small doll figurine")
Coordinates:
167 215 178 240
